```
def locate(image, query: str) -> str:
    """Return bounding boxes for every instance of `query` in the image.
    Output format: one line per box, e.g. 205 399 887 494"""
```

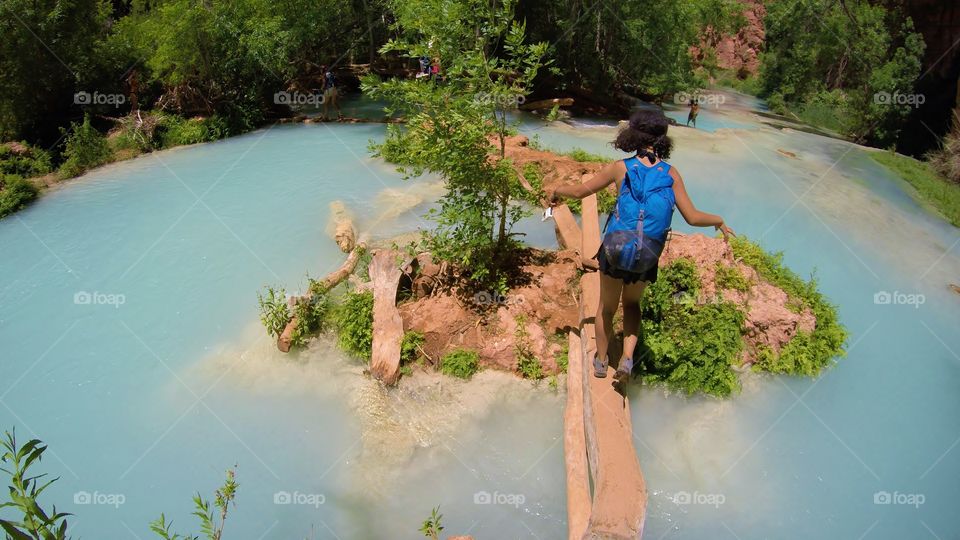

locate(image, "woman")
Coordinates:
546 110 734 386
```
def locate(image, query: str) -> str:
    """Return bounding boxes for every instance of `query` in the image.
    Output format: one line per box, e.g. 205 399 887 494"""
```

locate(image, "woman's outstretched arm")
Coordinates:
670 167 736 239
546 160 623 203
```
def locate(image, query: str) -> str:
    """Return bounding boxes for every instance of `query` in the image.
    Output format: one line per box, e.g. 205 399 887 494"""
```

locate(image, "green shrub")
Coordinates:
0 143 52 177
715 262 751 292
730 236 848 375
514 316 544 379
640 301 745 397
871 150 960 227
289 294 330 348
639 258 744 397
0 175 39 218
333 291 374 358
401 330 425 364
566 188 616 215
563 147 608 163
59 115 111 179
157 114 230 148
257 286 290 338
440 349 480 379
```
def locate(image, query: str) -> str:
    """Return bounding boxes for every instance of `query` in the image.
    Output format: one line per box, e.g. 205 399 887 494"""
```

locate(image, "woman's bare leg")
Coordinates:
620 280 647 362
595 272 623 376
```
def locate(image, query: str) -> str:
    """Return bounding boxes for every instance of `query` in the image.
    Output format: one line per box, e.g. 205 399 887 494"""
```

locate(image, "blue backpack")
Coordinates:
600 156 676 274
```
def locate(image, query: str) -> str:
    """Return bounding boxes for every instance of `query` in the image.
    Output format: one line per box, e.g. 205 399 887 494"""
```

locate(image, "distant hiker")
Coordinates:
430 57 442 82
546 110 734 388
417 56 431 78
686 97 700 127
321 67 343 121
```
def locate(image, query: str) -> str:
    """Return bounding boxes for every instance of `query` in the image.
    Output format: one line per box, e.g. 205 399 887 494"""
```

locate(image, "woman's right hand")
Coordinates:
544 187 560 207
716 221 736 242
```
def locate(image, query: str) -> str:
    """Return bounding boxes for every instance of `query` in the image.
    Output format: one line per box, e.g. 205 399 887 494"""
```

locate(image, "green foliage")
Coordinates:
257 286 289 338
640 301 745 397
332 291 374 358
639 258 744 397
562 148 608 163
730 236 848 375
0 175 40 219
59 115 111 179
0 144 52 178
419 506 444 539
157 115 231 148
354 246 374 282
364 0 548 290
440 349 480 379
514 316 544 380
150 468 237 540
0 429 71 539
715 262 751 292
871 151 960 227
759 0 925 146
519 0 745 99
400 331 425 365
0 0 111 144
289 295 330 348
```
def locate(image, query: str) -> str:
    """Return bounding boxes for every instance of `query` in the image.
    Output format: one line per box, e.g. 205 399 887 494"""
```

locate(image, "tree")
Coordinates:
363 0 547 290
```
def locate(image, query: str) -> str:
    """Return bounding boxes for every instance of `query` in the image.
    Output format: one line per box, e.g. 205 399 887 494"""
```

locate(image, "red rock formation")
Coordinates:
692 0 766 76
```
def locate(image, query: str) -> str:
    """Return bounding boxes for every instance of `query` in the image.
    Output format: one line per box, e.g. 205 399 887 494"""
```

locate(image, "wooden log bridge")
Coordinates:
557 189 648 539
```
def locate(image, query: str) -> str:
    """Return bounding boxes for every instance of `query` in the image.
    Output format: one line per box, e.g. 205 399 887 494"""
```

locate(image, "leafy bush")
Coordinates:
59 115 111 179
927 127 960 185
0 429 71 538
514 316 544 379
0 143 52 177
566 188 616 215
563 147 608 163
157 114 230 148
332 291 374 358
872 150 960 227
150 468 237 540
639 259 744 397
0 175 40 218
440 349 480 379
289 294 330 348
730 236 848 375
401 330 425 364
257 286 289 338
715 262 751 292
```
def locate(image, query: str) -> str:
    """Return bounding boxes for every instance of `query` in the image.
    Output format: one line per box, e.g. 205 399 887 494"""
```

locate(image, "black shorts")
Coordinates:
595 248 659 284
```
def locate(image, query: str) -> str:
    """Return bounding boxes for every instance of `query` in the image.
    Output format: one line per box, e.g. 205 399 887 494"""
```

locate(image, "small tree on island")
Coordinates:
363 0 548 293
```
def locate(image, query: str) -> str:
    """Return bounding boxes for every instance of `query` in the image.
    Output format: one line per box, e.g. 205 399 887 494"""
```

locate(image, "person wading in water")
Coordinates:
546 110 734 388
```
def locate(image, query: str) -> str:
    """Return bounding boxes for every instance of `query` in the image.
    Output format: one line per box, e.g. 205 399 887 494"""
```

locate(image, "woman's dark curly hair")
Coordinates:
613 109 673 159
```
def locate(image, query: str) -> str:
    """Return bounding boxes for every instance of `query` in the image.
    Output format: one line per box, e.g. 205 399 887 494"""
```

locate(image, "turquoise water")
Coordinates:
2 98 959 539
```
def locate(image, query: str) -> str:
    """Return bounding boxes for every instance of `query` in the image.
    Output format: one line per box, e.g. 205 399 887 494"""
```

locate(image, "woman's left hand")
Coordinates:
543 188 560 207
